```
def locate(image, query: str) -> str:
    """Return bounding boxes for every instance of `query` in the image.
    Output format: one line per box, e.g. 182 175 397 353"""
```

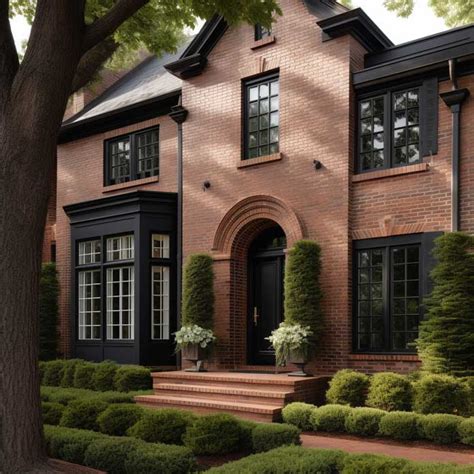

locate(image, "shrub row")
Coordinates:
207 446 472 474
282 402 474 446
40 359 152 392
40 386 139 405
43 396 301 455
43 425 196 474
326 369 473 416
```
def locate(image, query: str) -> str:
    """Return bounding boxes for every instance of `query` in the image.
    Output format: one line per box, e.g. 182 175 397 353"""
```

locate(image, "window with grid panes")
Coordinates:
105 127 159 185
151 266 170 340
106 235 134 262
78 240 101 265
358 88 420 172
355 244 420 352
78 270 101 340
245 75 279 159
255 24 272 40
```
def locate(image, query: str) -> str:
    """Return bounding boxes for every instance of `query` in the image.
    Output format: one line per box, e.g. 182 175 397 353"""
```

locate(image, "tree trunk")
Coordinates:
0 2 86 471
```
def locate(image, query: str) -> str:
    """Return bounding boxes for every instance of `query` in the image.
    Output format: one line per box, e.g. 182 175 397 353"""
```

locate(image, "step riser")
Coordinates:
138 400 279 422
154 388 288 406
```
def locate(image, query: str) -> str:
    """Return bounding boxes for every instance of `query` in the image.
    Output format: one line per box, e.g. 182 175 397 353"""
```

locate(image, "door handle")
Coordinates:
253 307 259 326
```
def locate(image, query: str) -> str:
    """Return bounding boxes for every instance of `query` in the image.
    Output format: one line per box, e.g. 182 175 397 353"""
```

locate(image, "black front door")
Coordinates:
247 226 286 365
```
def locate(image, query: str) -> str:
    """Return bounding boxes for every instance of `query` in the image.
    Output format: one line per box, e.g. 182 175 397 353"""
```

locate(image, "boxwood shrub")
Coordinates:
344 407 385 436
128 408 195 445
97 404 145 436
281 402 314 431
418 414 463 444
43 359 67 387
458 418 474 446
378 411 420 440
310 404 351 432
326 369 369 407
73 363 97 390
60 359 85 388
92 362 118 392
238 419 258 452
84 437 144 474
366 372 412 412
413 374 470 416
183 413 244 455
124 442 196 474
251 423 301 453
341 453 413 474
60 399 109 431
42 402 65 425
114 365 152 392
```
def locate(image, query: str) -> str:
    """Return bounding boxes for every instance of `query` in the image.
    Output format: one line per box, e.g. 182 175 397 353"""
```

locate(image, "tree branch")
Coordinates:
83 0 149 52
71 37 119 93
0 0 19 104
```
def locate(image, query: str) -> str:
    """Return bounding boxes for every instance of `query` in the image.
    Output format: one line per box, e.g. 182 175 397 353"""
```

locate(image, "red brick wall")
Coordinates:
56 116 178 356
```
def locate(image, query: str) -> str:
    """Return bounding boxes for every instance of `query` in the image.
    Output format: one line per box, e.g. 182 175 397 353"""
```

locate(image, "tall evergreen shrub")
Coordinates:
181 254 214 328
40 263 59 360
417 233 474 377
284 240 323 344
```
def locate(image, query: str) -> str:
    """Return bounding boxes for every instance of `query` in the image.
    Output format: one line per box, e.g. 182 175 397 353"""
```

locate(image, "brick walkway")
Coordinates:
301 433 474 465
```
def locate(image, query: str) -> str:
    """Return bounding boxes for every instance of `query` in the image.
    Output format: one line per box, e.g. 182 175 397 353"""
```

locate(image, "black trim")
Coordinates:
317 8 393 53
164 15 228 79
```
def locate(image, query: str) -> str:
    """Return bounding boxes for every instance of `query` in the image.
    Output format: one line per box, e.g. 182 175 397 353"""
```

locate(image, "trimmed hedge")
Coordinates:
418 414 463 444
43 359 67 387
97 404 145 436
281 402 314 431
42 402 65 425
44 425 196 473
41 386 135 406
459 418 474 446
251 423 301 453
183 413 244 455
60 399 109 431
92 362 118 392
73 363 97 390
310 404 351 432
326 369 369 407
366 372 412 412
345 407 385 436
182 253 214 328
60 359 85 388
128 408 195 445
378 411 420 440
413 374 470 416
114 365 152 392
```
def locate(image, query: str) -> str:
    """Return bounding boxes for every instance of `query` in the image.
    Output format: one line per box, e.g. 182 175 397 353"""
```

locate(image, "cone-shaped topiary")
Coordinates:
182 254 214 329
39 263 59 360
417 232 474 377
284 240 322 346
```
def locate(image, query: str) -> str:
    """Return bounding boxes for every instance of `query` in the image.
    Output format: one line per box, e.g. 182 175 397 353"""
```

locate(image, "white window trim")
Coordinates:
151 266 170 340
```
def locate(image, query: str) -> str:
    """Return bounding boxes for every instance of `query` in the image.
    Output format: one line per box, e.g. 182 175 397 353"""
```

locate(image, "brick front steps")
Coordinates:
134 371 330 422
301 433 474 465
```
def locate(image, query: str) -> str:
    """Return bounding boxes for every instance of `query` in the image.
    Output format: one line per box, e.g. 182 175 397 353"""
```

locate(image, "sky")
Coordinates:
10 0 449 50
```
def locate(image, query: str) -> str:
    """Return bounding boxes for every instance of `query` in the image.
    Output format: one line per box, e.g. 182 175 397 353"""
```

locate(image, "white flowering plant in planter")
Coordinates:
174 324 216 351
266 322 313 367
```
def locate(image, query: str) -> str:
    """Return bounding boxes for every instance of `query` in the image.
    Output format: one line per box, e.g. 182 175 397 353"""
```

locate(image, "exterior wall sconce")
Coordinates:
313 160 323 170
202 181 211 191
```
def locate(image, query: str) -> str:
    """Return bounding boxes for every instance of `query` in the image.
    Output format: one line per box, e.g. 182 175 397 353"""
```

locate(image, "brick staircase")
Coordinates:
134 371 329 422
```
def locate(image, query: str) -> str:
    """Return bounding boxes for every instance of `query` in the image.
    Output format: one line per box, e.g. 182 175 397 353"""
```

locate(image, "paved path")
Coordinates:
301 433 474 465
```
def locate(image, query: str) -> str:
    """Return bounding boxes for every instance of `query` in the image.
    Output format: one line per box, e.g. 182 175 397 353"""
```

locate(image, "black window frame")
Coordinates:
255 24 272 41
104 126 159 186
242 71 280 160
352 233 426 354
357 82 422 174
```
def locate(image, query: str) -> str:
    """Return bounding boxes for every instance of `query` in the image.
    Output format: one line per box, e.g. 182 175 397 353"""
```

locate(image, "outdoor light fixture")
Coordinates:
202 181 211 191
313 160 323 170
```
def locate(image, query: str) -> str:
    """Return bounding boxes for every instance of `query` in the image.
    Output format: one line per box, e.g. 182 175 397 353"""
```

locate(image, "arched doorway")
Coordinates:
247 225 286 365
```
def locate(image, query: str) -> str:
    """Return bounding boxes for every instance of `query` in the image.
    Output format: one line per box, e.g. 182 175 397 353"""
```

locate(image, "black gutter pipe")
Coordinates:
169 98 188 368
440 59 469 232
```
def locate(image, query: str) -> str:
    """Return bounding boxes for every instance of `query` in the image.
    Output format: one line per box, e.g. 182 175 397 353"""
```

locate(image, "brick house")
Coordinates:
55 0 474 378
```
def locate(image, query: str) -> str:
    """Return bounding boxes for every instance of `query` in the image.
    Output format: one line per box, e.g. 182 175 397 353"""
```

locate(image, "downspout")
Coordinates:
169 97 188 368
440 59 470 232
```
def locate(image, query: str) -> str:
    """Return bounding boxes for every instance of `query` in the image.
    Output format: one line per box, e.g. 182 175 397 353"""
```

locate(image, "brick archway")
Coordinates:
212 195 304 256
210 196 304 368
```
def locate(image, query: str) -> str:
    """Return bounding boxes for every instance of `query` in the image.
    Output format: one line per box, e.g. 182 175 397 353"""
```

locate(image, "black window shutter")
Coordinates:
420 77 439 157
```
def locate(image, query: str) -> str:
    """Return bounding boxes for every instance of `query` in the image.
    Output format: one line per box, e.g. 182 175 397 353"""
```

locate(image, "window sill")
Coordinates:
251 35 276 50
237 152 282 169
349 353 420 362
352 162 429 183
103 176 159 193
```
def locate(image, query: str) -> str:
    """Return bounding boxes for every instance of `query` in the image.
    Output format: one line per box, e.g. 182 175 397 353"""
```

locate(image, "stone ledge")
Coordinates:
348 354 420 362
237 152 282 168
102 175 159 193
251 35 276 50
352 162 429 183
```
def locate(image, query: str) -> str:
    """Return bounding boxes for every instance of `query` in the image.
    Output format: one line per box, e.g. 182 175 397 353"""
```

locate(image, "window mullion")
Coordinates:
384 247 391 352
384 93 391 169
